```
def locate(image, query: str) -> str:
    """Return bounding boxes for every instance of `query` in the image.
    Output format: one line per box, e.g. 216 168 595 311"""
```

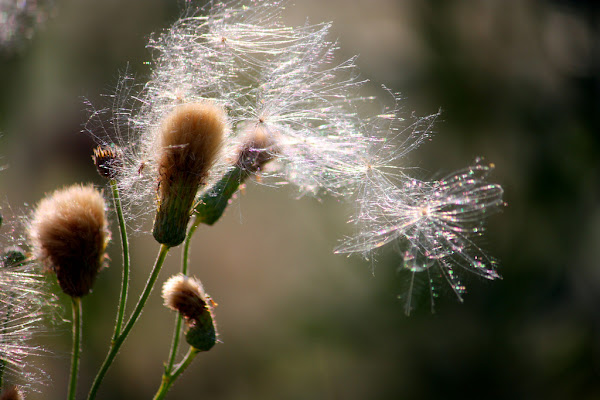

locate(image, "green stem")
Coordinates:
87 244 170 400
159 166 251 391
110 178 130 340
165 217 200 373
181 216 199 281
68 297 82 400
153 347 199 400
162 166 246 376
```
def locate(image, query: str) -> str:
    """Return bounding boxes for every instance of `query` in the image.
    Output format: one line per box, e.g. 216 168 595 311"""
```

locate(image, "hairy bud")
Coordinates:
162 274 217 351
153 102 226 247
28 184 110 298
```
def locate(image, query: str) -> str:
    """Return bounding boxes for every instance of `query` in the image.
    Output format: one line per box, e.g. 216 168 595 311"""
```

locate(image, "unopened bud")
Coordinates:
28 184 110 297
153 103 226 247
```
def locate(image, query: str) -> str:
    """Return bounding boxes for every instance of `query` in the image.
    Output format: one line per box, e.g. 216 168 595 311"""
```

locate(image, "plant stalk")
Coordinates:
110 178 130 340
153 347 199 400
87 244 170 400
68 297 82 400
165 217 200 373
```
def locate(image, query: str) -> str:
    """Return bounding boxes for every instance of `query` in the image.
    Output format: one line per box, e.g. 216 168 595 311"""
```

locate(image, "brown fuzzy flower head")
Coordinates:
162 274 217 351
0 386 24 400
28 184 110 298
235 126 277 174
153 102 226 247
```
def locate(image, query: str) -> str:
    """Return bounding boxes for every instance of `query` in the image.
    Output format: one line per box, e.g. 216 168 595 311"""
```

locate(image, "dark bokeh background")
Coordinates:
1 0 599 399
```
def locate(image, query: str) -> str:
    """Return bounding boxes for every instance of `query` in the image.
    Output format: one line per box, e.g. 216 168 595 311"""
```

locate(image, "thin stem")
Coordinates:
68 297 82 400
165 217 200 373
110 178 130 340
165 312 184 375
153 347 199 400
160 166 250 390
182 216 200 277
87 244 170 400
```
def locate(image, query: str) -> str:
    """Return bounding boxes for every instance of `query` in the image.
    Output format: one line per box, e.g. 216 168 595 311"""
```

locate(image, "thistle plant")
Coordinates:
2 0 504 398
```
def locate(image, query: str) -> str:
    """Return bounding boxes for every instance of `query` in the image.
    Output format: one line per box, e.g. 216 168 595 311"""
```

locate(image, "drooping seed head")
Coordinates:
28 184 110 298
162 274 217 351
153 102 226 247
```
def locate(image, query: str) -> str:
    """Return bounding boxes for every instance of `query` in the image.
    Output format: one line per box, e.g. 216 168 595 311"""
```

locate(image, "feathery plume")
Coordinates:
84 0 505 312
337 160 504 313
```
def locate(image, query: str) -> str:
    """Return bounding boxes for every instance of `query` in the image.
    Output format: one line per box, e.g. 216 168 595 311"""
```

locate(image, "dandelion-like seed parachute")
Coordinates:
337 160 504 314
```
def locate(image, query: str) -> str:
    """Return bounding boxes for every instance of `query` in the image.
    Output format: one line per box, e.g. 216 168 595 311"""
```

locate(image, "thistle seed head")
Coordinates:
28 184 110 298
235 126 276 174
162 274 217 351
153 102 226 247
91 145 122 179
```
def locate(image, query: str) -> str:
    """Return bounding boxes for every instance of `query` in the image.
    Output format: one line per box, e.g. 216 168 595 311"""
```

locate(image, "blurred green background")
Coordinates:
1 0 599 399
